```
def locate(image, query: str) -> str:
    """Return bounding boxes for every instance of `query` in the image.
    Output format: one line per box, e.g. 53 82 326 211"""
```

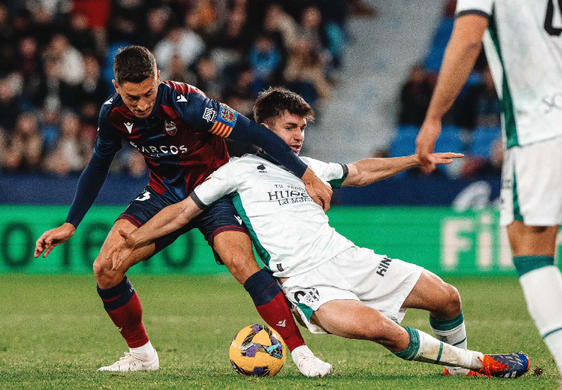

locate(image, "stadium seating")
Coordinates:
468 126 502 158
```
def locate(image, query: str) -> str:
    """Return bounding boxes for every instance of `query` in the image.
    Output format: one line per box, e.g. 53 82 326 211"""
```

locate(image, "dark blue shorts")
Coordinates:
118 186 248 264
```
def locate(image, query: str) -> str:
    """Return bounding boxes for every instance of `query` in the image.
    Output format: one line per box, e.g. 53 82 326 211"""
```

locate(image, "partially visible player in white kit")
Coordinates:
416 0 562 379
109 87 529 378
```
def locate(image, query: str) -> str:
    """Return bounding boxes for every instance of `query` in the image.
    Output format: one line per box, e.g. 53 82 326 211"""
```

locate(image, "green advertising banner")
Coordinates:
1 205 560 275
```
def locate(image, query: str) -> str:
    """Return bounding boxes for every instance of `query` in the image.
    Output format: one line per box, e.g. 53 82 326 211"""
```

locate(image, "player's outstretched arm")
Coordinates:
34 222 76 258
343 152 463 187
417 14 488 173
108 197 205 270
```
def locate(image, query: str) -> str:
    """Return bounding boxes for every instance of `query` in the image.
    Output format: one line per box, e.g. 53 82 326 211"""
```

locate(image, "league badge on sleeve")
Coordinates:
164 120 177 136
209 103 239 138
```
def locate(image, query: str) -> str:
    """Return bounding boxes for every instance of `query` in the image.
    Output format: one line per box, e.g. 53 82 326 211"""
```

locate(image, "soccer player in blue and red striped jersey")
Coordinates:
34 45 332 376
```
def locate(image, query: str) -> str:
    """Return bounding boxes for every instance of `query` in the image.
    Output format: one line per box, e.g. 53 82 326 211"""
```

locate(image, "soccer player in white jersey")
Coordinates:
416 0 562 379
108 87 529 378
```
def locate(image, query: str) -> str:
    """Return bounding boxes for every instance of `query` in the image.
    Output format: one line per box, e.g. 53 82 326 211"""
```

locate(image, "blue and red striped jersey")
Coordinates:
96 81 236 202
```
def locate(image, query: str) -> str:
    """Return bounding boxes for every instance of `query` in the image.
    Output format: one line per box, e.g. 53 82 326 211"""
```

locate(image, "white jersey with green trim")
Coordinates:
457 0 562 148
192 153 354 277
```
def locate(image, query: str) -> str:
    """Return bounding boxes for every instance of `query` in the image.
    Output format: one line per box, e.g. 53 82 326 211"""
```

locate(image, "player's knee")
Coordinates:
221 250 259 284
441 283 462 317
93 258 122 289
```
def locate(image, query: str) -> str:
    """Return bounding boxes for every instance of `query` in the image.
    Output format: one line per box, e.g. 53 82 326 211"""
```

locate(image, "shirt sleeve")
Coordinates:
65 107 120 227
456 0 493 18
191 161 238 208
176 90 308 177
300 157 348 188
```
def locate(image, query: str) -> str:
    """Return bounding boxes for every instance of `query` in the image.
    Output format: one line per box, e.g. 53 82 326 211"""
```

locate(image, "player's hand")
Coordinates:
302 168 332 212
430 152 464 165
34 223 76 258
108 229 136 271
416 118 442 174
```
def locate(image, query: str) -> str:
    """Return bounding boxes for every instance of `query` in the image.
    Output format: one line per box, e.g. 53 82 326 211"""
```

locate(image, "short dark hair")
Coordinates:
113 45 157 85
253 87 315 126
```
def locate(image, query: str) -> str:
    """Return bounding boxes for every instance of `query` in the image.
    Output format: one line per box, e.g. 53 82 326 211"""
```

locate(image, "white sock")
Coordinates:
130 340 155 359
430 312 469 374
395 327 483 370
518 264 562 375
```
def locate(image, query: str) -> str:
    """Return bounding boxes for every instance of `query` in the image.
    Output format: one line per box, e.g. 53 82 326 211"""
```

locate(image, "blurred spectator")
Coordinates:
0 4 15 74
72 0 111 53
298 6 328 54
39 107 60 153
43 34 85 86
161 54 196 84
2 112 43 173
223 67 260 118
154 25 205 71
453 67 501 129
43 111 91 175
36 59 74 110
189 0 220 40
66 12 98 55
248 33 282 85
208 5 252 78
15 36 42 99
398 64 433 127
0 77 22 132
79 101 101 145
461 138 503 178
142 7 170 51
107 0 146 45
262 3 298 54
76 54 110 108
284 36 331 106
192 55 223 100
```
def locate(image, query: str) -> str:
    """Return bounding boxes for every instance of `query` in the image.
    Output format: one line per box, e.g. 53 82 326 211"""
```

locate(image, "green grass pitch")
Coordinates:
0 274 559 389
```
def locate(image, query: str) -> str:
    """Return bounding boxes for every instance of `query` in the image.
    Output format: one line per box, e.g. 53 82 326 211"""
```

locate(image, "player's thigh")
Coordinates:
313 300 408 350
500 138 562 229
401 269 461 317
195 197 257 284
213 230 259 284
93 219 156 288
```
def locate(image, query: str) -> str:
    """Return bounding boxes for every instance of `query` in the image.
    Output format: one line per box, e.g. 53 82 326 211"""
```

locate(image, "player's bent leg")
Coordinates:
508 221 562 377
401 270 470 375
401 270 461 319
214 230 332 377
313 300 529 378
94 219 159 372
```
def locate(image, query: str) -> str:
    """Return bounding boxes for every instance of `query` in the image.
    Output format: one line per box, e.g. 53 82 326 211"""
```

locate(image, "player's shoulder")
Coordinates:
99 91 124 116
161 80 207 101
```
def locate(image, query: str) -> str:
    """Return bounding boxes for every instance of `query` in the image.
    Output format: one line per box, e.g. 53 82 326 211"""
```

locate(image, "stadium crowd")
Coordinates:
0 0 501 181
0 0 353 176
393 0 503 179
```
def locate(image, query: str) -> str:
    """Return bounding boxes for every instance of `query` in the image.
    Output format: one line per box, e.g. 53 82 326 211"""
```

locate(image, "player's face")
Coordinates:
266 110 306 155
113 71 161 118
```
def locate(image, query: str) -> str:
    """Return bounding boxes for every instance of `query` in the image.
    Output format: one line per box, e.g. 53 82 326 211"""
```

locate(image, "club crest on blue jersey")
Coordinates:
219 104 237 123
164 120 177 136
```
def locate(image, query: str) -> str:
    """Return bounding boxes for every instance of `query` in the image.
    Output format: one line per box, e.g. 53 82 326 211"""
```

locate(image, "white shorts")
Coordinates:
281 246 423 334
500 137 562 226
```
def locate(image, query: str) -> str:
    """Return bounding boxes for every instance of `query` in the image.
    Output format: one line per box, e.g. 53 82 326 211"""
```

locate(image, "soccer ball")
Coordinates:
229 324 286 377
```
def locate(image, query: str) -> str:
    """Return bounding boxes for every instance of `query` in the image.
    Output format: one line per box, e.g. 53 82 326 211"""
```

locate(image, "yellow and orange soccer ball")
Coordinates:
229 324 286 377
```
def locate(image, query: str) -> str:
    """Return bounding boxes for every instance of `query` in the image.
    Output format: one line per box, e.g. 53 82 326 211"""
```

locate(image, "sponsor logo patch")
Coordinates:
203 107 217 123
